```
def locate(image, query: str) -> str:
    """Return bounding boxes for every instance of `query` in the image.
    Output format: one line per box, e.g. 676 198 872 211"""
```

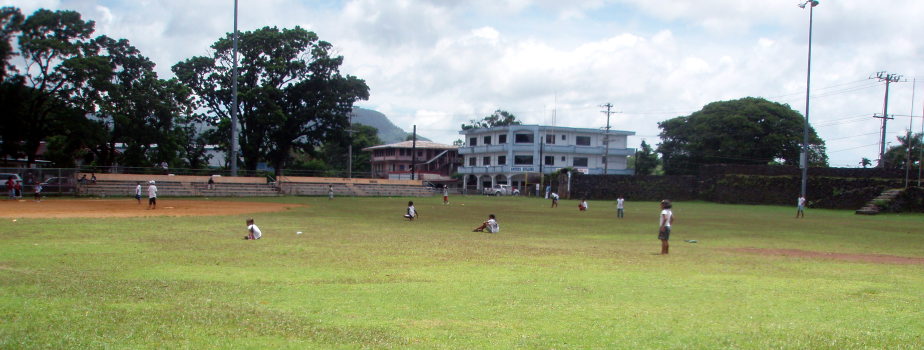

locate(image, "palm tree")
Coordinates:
859 157 872 168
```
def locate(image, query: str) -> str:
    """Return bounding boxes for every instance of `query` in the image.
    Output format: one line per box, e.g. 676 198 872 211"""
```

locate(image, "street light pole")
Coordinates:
798 0 819 199
230 0 240 176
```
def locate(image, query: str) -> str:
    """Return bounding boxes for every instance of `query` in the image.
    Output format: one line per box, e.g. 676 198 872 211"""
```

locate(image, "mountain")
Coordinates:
351 107 428 144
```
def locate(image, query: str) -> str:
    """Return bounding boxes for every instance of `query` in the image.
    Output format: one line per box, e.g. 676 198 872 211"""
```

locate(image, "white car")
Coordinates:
483 185 520 196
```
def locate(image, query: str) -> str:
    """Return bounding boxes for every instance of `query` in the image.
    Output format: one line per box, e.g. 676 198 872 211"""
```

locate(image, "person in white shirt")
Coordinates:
659 200 674 255
579 198 588 211
616 196 625 218
796 196 806 218
550 192 559 208
147 180 158 209
135 182 142 204
403 201 418 220
245 218 262 240
442 185 450 205
473 214 499 233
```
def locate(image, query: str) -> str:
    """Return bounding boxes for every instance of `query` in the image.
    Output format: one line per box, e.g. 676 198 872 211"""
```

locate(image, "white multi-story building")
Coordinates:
458 125 635 190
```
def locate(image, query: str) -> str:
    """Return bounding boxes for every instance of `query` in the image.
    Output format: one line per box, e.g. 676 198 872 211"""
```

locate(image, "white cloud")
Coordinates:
2 0 922 167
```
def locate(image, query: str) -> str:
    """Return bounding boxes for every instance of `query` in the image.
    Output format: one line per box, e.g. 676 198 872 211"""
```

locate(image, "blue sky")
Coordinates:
3 0 923 168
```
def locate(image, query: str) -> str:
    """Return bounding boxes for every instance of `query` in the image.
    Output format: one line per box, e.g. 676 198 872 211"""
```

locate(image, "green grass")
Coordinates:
1 196 923 349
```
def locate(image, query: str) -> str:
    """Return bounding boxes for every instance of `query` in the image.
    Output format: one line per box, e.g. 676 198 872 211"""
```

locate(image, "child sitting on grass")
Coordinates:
473 214 499 233
404 201 418 220
244 218 262 240
579 198 588 211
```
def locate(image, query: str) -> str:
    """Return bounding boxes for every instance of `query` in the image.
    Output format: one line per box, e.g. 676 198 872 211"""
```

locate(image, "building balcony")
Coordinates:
457 145 507 155
458 165 633 175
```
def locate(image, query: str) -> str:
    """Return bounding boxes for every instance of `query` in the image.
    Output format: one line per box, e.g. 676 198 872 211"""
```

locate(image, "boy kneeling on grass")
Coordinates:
403 201 418 220
244 218 262 240
473 214 499 233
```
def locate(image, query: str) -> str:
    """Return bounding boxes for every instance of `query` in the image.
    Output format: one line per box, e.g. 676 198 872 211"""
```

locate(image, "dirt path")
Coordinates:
731 247 924 265
0 198 302 218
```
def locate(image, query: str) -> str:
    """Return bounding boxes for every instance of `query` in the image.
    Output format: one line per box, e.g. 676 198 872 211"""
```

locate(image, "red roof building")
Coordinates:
363 141 459 181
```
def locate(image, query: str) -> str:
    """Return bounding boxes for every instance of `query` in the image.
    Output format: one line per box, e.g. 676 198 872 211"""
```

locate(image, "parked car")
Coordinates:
483 184 520 196
40 176 76 193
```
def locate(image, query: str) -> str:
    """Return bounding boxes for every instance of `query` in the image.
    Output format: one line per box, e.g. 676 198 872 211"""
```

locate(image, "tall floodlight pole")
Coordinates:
230 0 240 176
798 0 819 199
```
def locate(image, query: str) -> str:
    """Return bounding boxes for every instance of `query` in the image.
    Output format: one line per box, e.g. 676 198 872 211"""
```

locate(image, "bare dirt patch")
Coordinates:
0 199 302 218
731 247 924 265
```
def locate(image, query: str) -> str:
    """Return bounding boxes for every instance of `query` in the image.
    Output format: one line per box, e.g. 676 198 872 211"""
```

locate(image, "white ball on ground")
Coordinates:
296 231 303 235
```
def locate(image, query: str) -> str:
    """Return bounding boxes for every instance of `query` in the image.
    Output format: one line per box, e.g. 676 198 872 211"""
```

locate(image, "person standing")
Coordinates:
545 185 551 199
442 185 450 205
659 200 674 255
616 196 625 218
6 176 14 199
134 182 142 204
796 196 806 218
328 184 334 200
147 180 158 210
207 176 215 190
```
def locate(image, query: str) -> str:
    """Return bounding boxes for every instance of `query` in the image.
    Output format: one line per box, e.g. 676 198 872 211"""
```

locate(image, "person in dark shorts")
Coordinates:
659 200 674 255
147 180 158 209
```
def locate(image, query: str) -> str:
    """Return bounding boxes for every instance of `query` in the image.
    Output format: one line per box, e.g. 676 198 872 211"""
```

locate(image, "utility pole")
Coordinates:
410 125 417 180
872 71 904 167
230 0 240 176
907 79 915 188
600 103 617 175
347 111 354 179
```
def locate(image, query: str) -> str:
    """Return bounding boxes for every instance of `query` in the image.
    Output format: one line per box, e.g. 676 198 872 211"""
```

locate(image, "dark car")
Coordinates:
40 177 76 193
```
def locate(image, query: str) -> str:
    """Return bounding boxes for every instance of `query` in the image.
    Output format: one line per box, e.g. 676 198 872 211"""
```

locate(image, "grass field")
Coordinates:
1 196 923 349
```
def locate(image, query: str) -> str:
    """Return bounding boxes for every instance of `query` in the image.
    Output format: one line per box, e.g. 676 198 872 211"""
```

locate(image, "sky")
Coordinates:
3 0 923 168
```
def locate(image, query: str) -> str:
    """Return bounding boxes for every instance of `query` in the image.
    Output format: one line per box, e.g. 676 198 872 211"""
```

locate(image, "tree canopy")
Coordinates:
880 132 921 170
461 109 521 130
172 26 369 176
634 140 659 175
657 97 827 175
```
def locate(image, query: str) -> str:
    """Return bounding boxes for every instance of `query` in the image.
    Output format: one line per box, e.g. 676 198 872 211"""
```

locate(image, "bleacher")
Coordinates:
278 176 436 197
77 173 280 197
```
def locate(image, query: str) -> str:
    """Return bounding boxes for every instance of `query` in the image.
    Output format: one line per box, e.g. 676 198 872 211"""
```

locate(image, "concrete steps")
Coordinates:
856 188 903 215
79 181 280 197
280 182 434 197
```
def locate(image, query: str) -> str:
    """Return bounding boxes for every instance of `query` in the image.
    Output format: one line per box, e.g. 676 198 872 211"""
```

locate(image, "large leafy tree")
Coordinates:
634 140 660 175
173 26 370 176
0 7 23 79
13 8 110 166
880 132 921 170
93 35 196 167
321 124 382 175
461 109 522 130
657 97 827 175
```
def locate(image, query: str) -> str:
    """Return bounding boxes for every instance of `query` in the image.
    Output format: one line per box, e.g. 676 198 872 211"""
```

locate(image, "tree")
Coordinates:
461 109 522 130
13 9 110 166
859 157 872 168
880 132 922 170
657 97 827 175
320 124 381 175
173 26 369 177
0 7 23 79
634 140 659 175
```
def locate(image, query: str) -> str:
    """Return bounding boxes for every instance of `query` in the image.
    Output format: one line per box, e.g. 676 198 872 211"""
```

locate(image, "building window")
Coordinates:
515 133 534 143
483 136 492 145
469 137 477 146
573 157 588 167
561 156 566 161
545 134 556 144
514 155 534 165
468 157 476 166
497 156 506 165
483 156 491 166
561 134 567 141
498 134 507 144
544 156 554 166
418 151 423 157
576 136 591 146
399 164 406 170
